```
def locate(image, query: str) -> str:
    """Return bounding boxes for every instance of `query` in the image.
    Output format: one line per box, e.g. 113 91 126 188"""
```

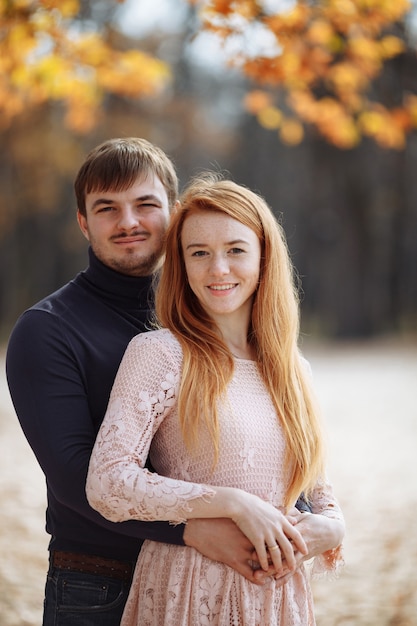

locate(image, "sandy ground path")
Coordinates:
1 338 416 626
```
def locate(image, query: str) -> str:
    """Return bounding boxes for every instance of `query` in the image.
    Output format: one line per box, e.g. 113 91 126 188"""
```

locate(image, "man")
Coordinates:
6 138 340 625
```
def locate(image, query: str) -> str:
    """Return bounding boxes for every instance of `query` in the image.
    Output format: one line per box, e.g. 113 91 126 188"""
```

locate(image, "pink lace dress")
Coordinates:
86 329 344 626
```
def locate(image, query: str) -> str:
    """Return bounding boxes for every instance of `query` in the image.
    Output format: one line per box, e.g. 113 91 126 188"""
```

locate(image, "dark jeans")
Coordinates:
43 567 133 626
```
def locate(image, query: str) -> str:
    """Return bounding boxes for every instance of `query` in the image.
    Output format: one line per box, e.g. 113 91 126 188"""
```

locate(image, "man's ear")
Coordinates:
77 210 90 241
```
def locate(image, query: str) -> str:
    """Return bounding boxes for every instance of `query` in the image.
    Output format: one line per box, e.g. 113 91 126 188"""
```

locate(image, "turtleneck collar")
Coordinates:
80 247 155 309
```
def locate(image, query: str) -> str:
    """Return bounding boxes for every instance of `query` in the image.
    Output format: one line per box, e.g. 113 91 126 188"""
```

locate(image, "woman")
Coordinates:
86 173 344 625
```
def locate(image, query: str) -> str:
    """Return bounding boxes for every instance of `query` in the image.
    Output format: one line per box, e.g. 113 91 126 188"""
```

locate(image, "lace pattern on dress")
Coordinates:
86 330 215 524
309 476 345 577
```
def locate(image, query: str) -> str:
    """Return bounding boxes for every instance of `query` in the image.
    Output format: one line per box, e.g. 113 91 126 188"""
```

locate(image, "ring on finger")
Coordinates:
268 544 279 552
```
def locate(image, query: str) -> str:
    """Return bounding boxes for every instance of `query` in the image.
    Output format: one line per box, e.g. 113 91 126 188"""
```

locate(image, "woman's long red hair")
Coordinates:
155 173 325 508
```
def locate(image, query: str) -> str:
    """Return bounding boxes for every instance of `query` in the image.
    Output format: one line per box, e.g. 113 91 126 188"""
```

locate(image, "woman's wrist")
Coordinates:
296 513 344 558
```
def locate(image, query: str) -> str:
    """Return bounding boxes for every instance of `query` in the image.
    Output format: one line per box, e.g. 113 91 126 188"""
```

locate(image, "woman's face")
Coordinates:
181 209 261 326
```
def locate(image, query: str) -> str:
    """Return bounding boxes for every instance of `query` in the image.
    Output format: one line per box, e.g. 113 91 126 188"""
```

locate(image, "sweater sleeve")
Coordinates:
86 331 215 524
6 311 185 546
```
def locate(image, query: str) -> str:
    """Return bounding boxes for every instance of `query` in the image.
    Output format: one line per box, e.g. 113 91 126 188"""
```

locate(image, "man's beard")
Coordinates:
109 248 162 277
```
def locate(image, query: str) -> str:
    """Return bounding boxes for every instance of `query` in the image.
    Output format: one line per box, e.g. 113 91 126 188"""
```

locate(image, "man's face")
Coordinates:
78 174 171 277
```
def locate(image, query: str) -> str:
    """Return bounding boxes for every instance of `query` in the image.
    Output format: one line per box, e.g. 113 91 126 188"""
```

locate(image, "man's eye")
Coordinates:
139 203 158 210
97 206 114 213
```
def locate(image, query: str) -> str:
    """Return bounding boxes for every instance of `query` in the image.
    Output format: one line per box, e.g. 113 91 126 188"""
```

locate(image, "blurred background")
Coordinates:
1 0 417 340
0 1 416 625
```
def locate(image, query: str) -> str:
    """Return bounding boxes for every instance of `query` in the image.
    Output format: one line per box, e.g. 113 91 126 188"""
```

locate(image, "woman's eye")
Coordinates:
191 250 208 257
230 247 244 254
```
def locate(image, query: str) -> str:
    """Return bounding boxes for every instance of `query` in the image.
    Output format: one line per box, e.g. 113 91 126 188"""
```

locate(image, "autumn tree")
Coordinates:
0 0 170 132
193 0 415 149
2 0 414 148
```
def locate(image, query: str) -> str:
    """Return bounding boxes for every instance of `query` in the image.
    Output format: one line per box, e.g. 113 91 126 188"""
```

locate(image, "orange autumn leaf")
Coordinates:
39 0 80 18
264 3 310 36
359 107 406 149
258 106 283 130
391 107 412 131
348 36 382 74
320 116 360 149
306 19 335 47
206 0 234 16
289 90 318 124
279 118 304 145
243 90 273 114
404 94 417 127
328 61 369 94
379 35 405 59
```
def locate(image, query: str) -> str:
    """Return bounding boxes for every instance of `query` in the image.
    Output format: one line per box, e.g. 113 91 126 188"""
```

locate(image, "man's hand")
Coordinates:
183 518 276 585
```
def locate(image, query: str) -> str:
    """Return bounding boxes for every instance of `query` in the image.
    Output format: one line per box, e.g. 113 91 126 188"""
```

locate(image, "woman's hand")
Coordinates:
289 509 345 558
253 507 345 584
229 491 308 572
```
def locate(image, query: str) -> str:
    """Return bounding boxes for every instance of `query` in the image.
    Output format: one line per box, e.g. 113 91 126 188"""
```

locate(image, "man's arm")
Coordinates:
184 518 273 585
6 309 184 545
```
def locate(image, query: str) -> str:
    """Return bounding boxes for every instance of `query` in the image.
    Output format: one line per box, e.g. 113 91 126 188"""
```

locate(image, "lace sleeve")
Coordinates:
86 331 215 524
309 477 345 578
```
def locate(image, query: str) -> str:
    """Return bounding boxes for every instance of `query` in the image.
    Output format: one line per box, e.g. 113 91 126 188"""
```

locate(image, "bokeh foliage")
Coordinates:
195 0 414 148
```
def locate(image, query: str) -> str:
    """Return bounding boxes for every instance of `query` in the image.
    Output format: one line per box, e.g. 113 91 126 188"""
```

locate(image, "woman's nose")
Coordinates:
209 254 230 276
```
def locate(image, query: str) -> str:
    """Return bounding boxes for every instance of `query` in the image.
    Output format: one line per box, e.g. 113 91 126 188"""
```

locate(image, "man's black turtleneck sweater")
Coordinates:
6 248 184 560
